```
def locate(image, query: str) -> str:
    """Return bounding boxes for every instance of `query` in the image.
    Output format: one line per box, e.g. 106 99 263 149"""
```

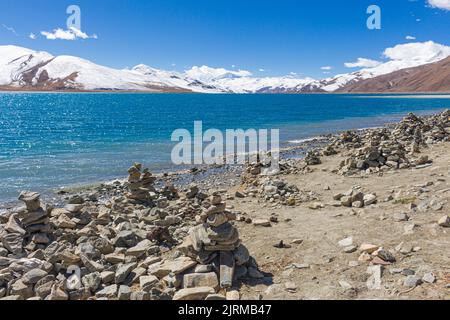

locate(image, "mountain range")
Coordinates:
1 42 449 93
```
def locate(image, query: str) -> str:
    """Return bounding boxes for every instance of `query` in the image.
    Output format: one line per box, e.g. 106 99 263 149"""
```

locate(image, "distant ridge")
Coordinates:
1 42 449 93
338 56 450 93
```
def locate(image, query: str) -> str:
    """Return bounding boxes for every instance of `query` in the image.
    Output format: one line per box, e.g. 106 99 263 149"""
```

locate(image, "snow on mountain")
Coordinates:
0 45 217 92
321 41 450 91
1 41 449 93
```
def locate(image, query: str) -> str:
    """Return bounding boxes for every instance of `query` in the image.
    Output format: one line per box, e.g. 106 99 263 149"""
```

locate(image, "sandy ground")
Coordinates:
224 142 450 300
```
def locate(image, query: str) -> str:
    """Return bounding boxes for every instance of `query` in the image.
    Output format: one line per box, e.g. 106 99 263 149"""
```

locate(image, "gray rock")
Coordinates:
100 271 115 284
130 291 151 300
172 287 216 301
82 272 101 292
11 280 34 299
114 231 138 248
183 272 219 289
115 262 137 284
118 285 132 300
422 272 436 284
22 268 48 285
140 275 159 291
1 233 23 255
404 275 422 288
96 284 118 298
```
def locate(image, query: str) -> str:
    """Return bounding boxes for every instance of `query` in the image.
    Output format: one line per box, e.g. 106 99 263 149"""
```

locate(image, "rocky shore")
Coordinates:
0 110 449 300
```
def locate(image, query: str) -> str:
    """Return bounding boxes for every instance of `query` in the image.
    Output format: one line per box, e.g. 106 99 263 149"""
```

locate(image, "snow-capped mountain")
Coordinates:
1 41 449 93
0 45 218 92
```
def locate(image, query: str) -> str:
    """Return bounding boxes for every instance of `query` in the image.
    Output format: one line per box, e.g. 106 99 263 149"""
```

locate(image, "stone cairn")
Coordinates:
126 163 157 202
1 192 52 256
179 194 259 292
335 110 450 175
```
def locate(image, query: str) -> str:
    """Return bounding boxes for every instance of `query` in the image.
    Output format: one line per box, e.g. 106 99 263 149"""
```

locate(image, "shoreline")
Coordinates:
0 108 446 208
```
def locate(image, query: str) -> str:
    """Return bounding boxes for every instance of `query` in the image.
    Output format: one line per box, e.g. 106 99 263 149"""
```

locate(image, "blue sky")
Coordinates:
0 0 449 78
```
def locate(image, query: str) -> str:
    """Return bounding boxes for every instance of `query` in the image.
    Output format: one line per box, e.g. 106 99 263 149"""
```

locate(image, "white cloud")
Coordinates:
383 41 450 61
2 24 18 36
427 0 450 10
41 27 97 41
321 66 332 70
259 68 265 72
29 33 37 40
345 58 382 68
406 35 416 40
185 65 252 83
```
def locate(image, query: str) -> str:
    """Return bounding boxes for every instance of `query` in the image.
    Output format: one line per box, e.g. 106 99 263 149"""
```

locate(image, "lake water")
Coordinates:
1 92 449 203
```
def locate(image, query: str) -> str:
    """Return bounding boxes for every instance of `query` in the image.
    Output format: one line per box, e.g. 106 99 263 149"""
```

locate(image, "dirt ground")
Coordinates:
226 142 450 300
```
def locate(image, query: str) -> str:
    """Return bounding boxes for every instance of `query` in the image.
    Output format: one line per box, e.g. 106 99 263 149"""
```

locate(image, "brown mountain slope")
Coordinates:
338 56 450 93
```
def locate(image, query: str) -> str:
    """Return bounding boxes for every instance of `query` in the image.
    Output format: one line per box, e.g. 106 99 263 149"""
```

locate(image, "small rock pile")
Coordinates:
241 162 263 186
176 194 261 298
335 111 450 175
334 188 377 208
244 178 319 207
305 151 321 166
126 163 157 202
2 192 53 256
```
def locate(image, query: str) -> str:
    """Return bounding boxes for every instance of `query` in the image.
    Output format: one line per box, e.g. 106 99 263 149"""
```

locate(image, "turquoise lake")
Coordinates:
1 92 449 203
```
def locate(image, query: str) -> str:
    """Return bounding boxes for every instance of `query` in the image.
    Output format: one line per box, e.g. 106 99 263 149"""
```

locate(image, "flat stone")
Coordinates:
338 237 353 247
149 257 197 279
140 275 159 291
100 271 115 284
1 233 23 255
343 245 358 253
64 204 83 213
183 272 219 290
96 284 118 298
5 214 26 235
118 285 132 300
115 262 137 284
172 287 216 301
253 219 271 227
22 268 48 285
194 264 213 273
422 272 436 284
404 275 422 288
126 239 154 257
56 214 77 229
360 244 379 254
